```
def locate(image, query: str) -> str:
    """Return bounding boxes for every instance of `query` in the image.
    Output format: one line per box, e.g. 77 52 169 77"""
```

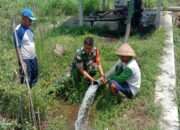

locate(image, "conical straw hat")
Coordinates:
116 43 136 57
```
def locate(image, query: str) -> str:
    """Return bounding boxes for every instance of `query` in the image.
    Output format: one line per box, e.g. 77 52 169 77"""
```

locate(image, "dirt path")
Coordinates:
155 11 179 130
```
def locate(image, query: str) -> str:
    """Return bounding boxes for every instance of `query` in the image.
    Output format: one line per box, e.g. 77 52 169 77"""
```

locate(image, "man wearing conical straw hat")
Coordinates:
108 43 141 98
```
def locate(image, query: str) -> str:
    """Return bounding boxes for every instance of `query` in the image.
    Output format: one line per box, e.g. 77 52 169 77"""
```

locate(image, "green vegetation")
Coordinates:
144 0 168 8
91 29 164 130
36 27 164 130
0 0 167 129
174 27 180 118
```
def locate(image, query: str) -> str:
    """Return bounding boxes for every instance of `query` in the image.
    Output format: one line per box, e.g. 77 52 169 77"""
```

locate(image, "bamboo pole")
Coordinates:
102 0 106 11
156 0 162 28
124 0 134 43
79 0 84 26
37 108 41 130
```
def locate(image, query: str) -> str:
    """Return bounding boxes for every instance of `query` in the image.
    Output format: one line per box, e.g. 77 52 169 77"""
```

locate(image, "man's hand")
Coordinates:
99 75 107 85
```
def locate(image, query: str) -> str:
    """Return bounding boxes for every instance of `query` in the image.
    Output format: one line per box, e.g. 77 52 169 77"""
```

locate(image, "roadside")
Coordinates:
155 11 179 130
174 27 180 118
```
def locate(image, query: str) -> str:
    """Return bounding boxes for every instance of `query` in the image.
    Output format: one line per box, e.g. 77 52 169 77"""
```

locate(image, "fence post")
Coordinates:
79 0 84 26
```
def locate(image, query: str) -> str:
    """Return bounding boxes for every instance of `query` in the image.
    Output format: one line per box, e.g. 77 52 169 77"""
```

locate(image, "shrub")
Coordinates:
83 0 101 15
0 83 48 128
49 75 88 103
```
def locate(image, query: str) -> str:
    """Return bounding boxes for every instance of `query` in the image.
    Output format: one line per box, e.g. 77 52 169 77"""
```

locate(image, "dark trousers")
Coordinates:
111 80 133 98
19 57 38 87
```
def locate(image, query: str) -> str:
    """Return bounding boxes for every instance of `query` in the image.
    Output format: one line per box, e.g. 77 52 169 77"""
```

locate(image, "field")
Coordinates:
0 0 170 129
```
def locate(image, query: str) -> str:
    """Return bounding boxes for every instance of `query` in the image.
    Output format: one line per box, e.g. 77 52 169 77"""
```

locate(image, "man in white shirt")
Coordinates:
108 43 141 98
14 8 38 87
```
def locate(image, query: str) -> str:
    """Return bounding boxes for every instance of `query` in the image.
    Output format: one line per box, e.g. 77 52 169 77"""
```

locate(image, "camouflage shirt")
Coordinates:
72 47 100 72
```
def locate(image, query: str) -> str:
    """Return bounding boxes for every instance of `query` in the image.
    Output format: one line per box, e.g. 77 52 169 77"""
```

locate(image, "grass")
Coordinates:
35 27 164 130
35 25 121 104
174 27 180 118
91 29 165 130
0 0 167 129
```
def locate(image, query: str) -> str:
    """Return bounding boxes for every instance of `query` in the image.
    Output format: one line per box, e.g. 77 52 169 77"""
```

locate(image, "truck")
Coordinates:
84 0 157 34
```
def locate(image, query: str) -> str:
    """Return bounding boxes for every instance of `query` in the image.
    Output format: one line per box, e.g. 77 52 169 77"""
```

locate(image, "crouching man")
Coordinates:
109 43 141 98
71 37 105 86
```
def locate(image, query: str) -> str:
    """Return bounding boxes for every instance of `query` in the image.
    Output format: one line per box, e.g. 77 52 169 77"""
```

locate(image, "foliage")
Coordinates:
0 121 16 130
83 0 101 14
0 84 48 126
14 0 101 17
144 0 157 8
143 0 169 8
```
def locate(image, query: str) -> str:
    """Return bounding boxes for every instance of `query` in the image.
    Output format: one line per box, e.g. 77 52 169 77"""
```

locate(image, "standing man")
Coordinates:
71 37 105 86
14 8 38 87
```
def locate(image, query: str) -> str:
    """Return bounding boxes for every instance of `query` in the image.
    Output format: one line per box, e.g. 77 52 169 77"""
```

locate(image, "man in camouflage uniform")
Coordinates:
71 37 105 85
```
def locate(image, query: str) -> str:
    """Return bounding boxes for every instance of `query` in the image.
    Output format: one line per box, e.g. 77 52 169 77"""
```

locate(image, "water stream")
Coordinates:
75 84 98 130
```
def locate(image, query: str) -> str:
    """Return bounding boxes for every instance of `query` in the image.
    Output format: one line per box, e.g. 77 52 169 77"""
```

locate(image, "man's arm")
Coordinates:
76 60 95 82
98 63 105 77
79 68 95 82
110 67 133 84
95 49 105 83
